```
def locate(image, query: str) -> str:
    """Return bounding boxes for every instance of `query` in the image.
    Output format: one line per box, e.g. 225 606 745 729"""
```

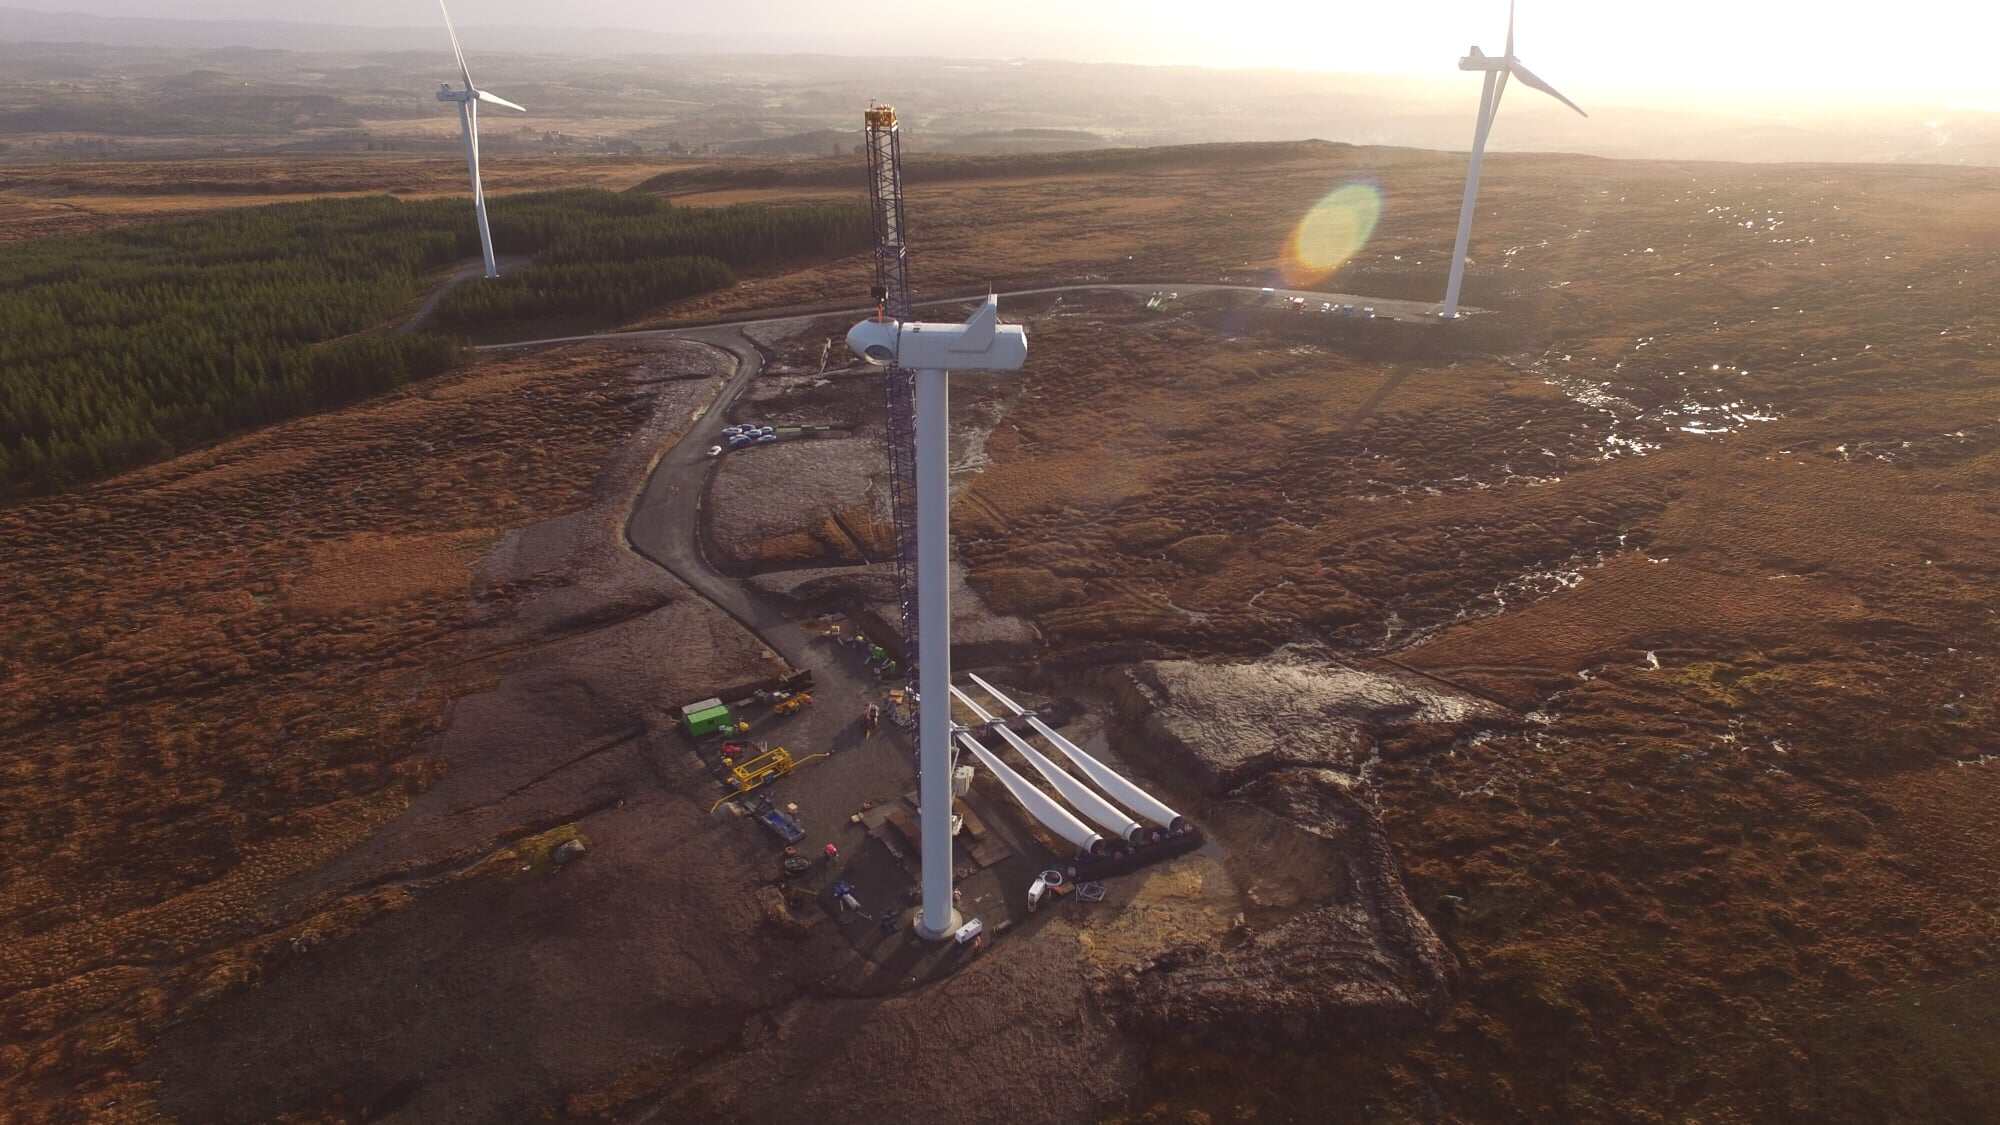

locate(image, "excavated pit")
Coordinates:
1094 653 1501 1043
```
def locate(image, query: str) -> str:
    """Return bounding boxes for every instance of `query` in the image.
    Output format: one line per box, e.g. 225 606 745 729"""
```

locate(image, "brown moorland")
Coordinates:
930 153 2000 1120
2 139 1998 1123
0 337 784 1119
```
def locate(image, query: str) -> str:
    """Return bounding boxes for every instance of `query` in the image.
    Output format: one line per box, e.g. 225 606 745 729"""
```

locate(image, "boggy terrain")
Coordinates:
925 158 2000 1119
3 137 1999 1123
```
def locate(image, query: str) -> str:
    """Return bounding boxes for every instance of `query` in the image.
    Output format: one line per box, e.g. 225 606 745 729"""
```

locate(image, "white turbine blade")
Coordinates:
949 685 1142 842
466 104 482 184
439 0 473 90
1505 0 1516 59
1508 58 1586 117
476 89 526 113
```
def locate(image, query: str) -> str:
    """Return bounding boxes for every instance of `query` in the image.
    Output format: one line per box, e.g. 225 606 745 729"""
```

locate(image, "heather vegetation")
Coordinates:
0 189 868 496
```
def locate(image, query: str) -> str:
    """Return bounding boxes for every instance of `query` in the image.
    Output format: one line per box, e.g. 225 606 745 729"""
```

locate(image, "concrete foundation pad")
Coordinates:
912 906 966 942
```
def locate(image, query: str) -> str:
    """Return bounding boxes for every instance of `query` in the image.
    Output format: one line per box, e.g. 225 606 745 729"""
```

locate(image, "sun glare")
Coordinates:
1280 183 1382 287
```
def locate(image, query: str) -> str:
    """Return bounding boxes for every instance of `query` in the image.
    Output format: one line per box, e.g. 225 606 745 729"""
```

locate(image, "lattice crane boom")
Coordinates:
865 104 923 672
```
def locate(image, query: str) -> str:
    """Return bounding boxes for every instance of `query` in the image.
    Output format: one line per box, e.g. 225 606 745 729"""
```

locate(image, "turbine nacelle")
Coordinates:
848 295 1029 373
1461 45 1506 71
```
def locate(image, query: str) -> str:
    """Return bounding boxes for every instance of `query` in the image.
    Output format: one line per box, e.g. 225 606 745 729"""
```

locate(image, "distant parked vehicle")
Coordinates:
708 445 724 457
757 433 779 444
1362 306 1378 318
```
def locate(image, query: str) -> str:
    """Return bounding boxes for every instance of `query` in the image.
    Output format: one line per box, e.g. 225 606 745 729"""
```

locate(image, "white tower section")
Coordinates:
436 0 525 280
849 297 1028 940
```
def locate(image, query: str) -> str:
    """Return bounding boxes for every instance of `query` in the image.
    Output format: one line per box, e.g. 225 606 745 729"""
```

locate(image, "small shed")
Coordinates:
681 697 732 738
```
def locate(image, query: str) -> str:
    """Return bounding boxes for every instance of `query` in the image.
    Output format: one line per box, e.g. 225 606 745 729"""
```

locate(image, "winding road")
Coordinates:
621 327 821 669
482 282 1462 352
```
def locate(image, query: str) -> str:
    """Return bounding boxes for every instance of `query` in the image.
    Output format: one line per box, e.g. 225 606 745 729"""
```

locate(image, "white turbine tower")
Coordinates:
436 0 525 280
848 296 1027 940
1440 0 1586 319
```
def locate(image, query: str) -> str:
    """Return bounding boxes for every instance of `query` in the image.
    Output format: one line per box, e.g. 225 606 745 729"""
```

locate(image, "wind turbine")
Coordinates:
435 0 525 280
1440 0 1586 319
848 296 1028 940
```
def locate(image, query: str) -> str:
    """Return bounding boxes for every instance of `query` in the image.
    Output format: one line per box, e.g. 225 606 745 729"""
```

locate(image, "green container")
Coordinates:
682 698 733 738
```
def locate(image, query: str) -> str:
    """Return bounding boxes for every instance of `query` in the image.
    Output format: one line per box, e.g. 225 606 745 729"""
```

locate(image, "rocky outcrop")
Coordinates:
1115 650 1505 792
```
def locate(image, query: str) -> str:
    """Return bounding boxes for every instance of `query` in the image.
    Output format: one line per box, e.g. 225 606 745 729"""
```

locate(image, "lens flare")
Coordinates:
1279 183 1382 287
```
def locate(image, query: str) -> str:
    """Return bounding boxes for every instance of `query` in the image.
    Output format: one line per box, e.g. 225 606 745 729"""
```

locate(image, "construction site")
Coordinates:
657 106 1219 969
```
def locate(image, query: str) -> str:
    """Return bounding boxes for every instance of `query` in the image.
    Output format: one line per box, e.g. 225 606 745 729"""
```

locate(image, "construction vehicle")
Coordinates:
749 795 806 844
772 691 814 717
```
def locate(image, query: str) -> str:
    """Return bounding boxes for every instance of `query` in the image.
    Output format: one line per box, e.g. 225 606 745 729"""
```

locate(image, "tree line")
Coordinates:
0 189 869 497
433 190 870 331
0 196 470 497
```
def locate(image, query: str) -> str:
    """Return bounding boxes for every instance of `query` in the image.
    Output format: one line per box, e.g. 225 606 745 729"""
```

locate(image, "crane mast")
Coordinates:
865 105 924 675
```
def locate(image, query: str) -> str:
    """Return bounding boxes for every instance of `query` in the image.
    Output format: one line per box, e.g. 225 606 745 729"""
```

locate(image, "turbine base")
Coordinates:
912 907 964 942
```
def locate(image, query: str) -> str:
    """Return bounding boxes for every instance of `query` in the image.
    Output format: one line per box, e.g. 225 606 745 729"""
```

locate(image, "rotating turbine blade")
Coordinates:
476 89 527 113
1505 0 1516 58
466 101 481 171
439 0 473 90
1507 58 1587 117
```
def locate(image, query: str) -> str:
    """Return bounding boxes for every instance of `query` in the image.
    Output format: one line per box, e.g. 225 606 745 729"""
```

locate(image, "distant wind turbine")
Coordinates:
436 0 525 280
1440 0 1586 319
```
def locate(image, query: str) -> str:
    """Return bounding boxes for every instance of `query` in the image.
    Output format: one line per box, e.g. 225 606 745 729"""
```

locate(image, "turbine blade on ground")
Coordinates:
476 89 527 113
439 0 473 89
1508 58 1586 117
949 685 1143 842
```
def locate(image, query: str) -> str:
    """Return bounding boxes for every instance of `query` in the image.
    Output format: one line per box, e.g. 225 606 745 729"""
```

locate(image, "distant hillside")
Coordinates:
715 130 858 158
0 7 822 55
1 13 1994 166
0 89 362 136
928 129 1110 155
634 139 1355 194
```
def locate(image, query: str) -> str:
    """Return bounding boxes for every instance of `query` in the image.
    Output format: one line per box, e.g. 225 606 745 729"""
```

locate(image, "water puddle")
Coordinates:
1529 350 1782 457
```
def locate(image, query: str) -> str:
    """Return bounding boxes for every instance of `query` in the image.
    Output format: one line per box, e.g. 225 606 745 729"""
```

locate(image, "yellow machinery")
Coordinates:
772 692 814 717
731 746 795 791
727 743 824 787
709 746 832 813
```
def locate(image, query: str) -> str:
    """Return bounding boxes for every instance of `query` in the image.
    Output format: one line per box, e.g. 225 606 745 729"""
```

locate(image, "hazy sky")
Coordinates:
22 0 1998 108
